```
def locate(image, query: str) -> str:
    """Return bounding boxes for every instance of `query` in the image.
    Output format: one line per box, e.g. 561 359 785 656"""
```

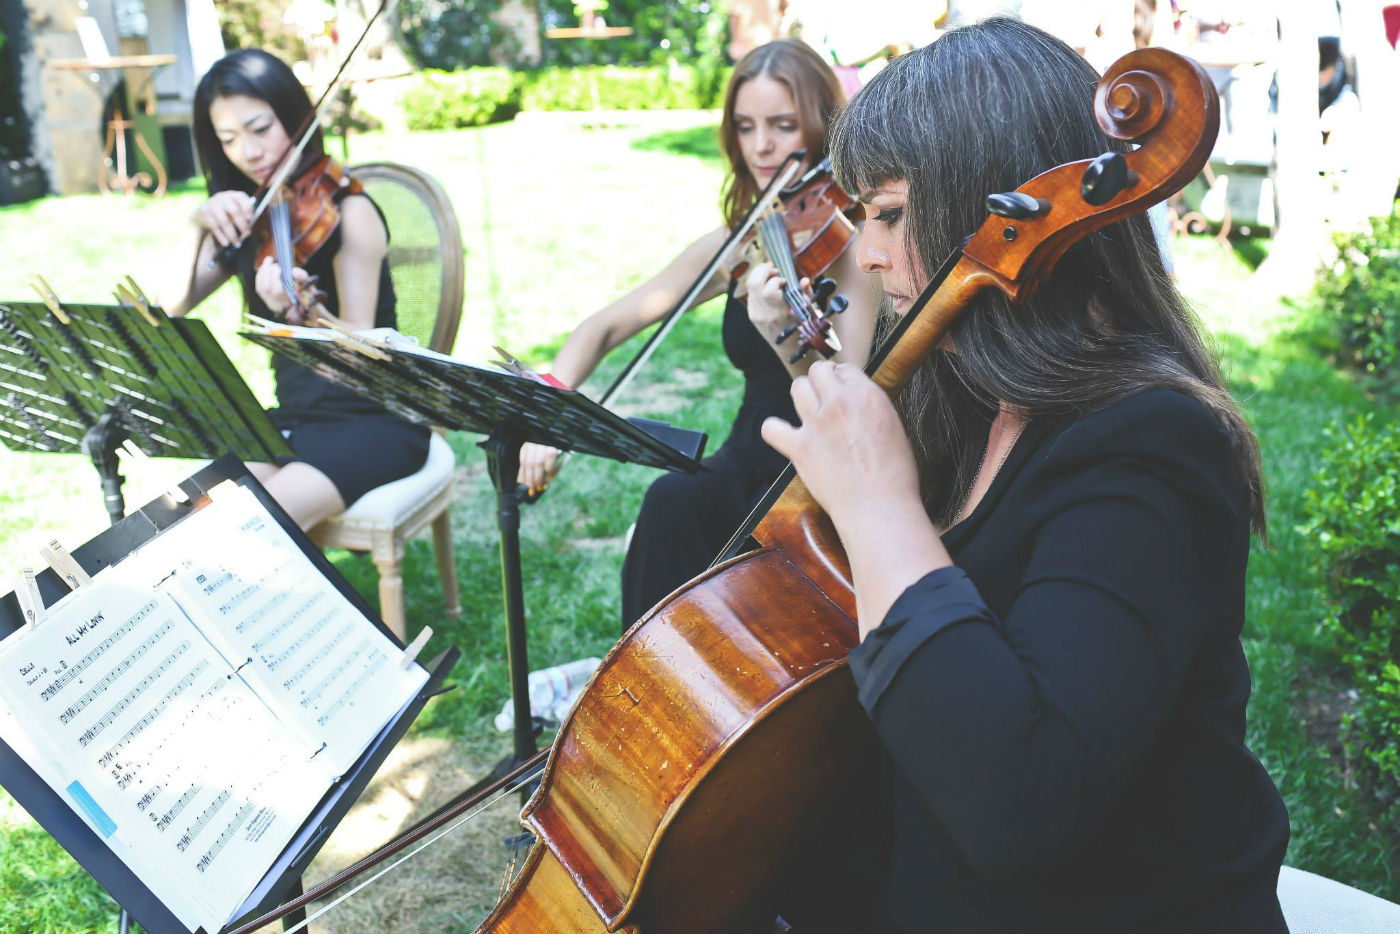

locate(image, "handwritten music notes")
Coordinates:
0 482 429 933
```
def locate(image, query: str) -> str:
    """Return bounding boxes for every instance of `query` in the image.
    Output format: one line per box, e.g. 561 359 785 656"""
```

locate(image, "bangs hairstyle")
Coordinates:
829 17 1265 535
719 39 845 229
192 49 324 196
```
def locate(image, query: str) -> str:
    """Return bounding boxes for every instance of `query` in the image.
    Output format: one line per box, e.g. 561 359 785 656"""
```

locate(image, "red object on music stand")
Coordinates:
1384 5 1400 49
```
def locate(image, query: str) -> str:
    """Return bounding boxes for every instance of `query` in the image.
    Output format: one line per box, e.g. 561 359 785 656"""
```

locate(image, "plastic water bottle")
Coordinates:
494 657 602 732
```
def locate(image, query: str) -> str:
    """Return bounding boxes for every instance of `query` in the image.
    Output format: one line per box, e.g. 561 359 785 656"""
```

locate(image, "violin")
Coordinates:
732 159 860 362
256 155 364 273
520 153 856 502
259 154 364 325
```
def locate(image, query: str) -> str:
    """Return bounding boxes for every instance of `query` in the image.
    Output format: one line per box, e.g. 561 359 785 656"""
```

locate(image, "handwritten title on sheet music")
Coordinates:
65 611 106 646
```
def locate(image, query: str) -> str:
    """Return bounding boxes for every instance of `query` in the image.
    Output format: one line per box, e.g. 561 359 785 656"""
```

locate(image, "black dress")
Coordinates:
619 279 797 628
847 388 1290 932
237 199 430 506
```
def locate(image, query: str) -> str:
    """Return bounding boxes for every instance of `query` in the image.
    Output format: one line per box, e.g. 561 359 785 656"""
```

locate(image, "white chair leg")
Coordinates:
375 554 407 642
432 511 461 618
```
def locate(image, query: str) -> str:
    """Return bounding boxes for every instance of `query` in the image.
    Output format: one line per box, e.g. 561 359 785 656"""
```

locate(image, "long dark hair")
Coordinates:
718 39 845 229
192 49 324 196
829 17 1266 535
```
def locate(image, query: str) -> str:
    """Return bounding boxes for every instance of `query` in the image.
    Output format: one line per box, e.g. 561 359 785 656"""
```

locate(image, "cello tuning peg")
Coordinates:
985 191 1050 219
1079 151 1139 206
825 294 849 316
775 324 798 344
811 276 837 303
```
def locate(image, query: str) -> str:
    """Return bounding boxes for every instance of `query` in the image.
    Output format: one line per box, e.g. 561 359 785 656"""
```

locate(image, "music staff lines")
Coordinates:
249 591 325 655
41 603 157 703
177 788 230 853
154 784 202 833
236 590 289 635
58 617 173 723
261 604 334 672
196 801 254 873
317 650 382 727
97 658 211 772
77 639 192 749
287 628 353 698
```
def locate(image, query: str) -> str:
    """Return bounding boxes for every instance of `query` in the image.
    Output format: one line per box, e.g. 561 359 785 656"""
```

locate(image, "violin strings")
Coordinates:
757 212 814 322
269 199 300 308
273 765 542 934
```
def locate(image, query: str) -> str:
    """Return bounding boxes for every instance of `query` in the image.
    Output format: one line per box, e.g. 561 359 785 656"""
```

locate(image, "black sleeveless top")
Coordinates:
237 202 398 421
720 277 798 415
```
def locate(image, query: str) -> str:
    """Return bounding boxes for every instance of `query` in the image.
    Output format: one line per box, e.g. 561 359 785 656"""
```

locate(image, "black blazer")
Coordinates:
849 387 1290 932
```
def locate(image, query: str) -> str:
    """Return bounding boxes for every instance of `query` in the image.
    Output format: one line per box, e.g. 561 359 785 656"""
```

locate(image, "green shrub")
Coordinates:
1314 205 1400 389
397 64 727 129
1300 413 1400 803
518 64 728 111
400 68 522 130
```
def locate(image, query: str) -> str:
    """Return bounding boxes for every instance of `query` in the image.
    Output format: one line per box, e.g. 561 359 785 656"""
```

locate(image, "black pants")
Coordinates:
620 399 794 630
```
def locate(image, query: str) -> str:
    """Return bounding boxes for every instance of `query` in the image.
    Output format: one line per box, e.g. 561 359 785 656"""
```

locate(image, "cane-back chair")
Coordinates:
307 162 465 640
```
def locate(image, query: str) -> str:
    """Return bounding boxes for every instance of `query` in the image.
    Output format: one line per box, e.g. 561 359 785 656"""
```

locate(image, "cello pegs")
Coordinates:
985 191 1050 219
825 294 849 316
1079 151 1138 206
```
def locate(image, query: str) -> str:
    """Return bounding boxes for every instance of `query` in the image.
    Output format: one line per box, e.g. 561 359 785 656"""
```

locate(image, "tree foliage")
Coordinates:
216 0 307 62
395 0 729 71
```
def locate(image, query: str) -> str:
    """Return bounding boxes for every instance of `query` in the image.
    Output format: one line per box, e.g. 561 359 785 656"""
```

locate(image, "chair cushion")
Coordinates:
1278 865 1400 934
329 432 455 529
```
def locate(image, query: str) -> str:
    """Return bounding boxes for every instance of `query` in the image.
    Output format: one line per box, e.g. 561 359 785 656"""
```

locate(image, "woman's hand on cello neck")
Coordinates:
760 360 949 635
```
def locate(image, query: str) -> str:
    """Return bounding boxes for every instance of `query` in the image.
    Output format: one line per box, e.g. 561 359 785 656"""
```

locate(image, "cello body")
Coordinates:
481 46 1219 934
479 534 882 933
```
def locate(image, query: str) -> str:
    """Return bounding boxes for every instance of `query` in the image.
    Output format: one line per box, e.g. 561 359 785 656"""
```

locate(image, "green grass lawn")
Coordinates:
0 113 1395 931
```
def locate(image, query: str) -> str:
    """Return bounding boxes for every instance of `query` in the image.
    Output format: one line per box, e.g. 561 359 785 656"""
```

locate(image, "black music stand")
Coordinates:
240 327 706 777
0 456 459 934
0 298 290 526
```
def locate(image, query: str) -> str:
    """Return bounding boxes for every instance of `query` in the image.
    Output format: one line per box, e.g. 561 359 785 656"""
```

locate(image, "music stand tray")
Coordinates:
0 455 459 934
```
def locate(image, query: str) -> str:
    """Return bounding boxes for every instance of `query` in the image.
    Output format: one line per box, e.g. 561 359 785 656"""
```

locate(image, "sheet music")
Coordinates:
0 581 330 933
124 482 429 776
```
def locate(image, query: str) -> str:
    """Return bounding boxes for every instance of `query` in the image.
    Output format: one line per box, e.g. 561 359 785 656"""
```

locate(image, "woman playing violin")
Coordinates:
517 38 879 628
162 49 428 531
764 18 1289 930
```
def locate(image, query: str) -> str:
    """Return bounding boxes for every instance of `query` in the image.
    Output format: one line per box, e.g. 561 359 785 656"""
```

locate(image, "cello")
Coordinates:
479 46 1221 933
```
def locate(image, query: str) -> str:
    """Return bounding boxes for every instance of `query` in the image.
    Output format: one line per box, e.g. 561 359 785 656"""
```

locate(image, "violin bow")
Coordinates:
211 0 393 269
220 750 548 934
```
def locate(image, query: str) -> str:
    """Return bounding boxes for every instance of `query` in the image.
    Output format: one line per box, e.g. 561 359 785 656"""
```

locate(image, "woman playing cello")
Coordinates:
515 38 879 629
760 17 1289 930
162 49 428 531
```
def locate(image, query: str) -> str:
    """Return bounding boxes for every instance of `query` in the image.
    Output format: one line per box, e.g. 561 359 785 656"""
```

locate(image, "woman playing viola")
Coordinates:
764 18 1289 930
517 38 879 629
162 49 428 532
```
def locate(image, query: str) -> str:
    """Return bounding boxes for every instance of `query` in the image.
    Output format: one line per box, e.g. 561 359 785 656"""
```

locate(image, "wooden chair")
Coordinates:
307 162 465 640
